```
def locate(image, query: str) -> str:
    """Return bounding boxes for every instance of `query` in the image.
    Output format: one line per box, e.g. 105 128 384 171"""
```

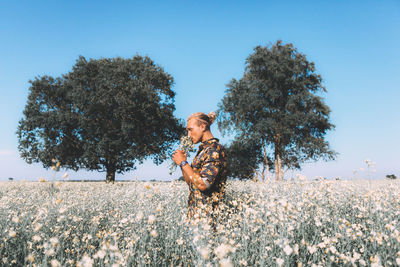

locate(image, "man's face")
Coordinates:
186 118 205 144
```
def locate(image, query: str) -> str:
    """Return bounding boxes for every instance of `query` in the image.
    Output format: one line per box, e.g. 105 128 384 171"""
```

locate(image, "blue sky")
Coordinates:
1 0 399 181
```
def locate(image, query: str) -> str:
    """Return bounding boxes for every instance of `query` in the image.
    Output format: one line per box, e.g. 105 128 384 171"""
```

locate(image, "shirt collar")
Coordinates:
199 138 219 150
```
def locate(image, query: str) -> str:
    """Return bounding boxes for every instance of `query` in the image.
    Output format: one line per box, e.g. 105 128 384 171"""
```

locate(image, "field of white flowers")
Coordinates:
1 179 399 266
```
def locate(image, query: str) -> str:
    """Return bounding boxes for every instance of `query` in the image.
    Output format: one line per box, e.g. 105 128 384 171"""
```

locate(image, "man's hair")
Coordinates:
188 112 216 130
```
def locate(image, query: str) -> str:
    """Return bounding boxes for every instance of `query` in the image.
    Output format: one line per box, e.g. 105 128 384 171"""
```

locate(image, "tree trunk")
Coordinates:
106 167 115 183
253 169 259 182
274 156 279 181
261 161 266 181
274 135 283 181
262 142 270 181
277 154 282 181
274 154 283 181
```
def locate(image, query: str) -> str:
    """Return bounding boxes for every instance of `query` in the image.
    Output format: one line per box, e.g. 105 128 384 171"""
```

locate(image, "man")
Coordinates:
172 112 227 222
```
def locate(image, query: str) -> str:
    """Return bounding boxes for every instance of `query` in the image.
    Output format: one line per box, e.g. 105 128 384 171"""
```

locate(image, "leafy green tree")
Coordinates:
17 55 184 182
225 138 272 180
218 40 336 180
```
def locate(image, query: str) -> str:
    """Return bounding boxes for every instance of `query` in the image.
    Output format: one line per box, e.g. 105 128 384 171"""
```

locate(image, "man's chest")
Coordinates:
192 148 208 170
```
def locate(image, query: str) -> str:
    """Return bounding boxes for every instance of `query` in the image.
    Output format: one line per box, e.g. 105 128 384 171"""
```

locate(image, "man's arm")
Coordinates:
181 164 191 186
173 149 207 190
181 164 208 191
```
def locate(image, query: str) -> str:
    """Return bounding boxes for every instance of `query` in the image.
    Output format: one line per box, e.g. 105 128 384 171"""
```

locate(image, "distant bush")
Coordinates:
386 174 397 179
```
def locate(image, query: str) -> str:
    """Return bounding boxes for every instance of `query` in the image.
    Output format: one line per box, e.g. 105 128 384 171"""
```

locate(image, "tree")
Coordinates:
225 138 271 180
17 55 184 182
218 40 336 180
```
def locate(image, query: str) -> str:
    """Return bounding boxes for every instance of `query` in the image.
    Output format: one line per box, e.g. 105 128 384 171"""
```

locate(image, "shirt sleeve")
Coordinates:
198 147 222 189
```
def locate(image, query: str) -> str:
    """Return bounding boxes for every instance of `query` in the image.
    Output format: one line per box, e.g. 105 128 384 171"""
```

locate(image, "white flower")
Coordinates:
293 243 299 255
219 257 233 267
148 215 156 224
370 255 381 267
308 246 317 254
8 230 17 238
214 244 231 259
78 255 94 267
239 259 248 266
283 244 293 255
315 218 322 227
202 223 211 231
156 204 162 212
34 223 43 232
136 211 144 221
329 246 337 254
93 250 106 259
45 248 55 256
50 237 59 246
26 254 35 262
32 235 41 242
150 230 158 237
276 258 284 266
296 174 306 181
109 244 118 251
199 248 209 260
352 252 361 261
50 259 60 267
169 135 194 174
193 234 200 243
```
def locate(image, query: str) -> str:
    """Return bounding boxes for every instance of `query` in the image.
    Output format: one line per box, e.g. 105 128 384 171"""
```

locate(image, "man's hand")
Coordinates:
172 149 187 165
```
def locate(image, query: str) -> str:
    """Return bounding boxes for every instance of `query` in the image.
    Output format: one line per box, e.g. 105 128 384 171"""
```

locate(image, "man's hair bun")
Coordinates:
188 111 216 130
208 112 216 125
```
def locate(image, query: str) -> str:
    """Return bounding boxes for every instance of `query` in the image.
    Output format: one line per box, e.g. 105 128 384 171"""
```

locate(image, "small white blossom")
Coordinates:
8 230 17 238
214 244 232 259
220 257 233 267
93 250 106 259
77 255 94 267
308 246 317 254
276 258 284 266
50 259 60 267
148 215 156 224
283 244 293 255
199 248 209 260
150 230 158 237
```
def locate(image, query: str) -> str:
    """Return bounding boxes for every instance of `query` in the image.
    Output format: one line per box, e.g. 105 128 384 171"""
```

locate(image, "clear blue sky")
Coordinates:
1 0 399 181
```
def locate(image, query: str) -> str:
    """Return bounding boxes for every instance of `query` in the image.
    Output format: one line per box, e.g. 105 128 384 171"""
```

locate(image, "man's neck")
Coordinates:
201 131 214 143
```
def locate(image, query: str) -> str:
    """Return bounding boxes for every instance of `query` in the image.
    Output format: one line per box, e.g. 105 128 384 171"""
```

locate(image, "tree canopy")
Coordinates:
224 138 265 180
17 55 184 182
218 40 337 180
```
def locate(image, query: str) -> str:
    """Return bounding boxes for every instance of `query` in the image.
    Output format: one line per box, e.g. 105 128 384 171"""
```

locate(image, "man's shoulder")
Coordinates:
205 139 224 150
204 141 226 158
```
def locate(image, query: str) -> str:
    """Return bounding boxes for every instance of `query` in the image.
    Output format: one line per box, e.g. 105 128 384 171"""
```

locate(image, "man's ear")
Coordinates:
200 123 206 132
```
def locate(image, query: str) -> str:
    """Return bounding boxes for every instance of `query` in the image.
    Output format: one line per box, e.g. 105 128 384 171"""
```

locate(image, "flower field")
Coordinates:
1 179 399 266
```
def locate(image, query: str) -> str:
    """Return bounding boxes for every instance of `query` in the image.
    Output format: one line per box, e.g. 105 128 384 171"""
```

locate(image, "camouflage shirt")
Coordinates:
187 138 227 218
